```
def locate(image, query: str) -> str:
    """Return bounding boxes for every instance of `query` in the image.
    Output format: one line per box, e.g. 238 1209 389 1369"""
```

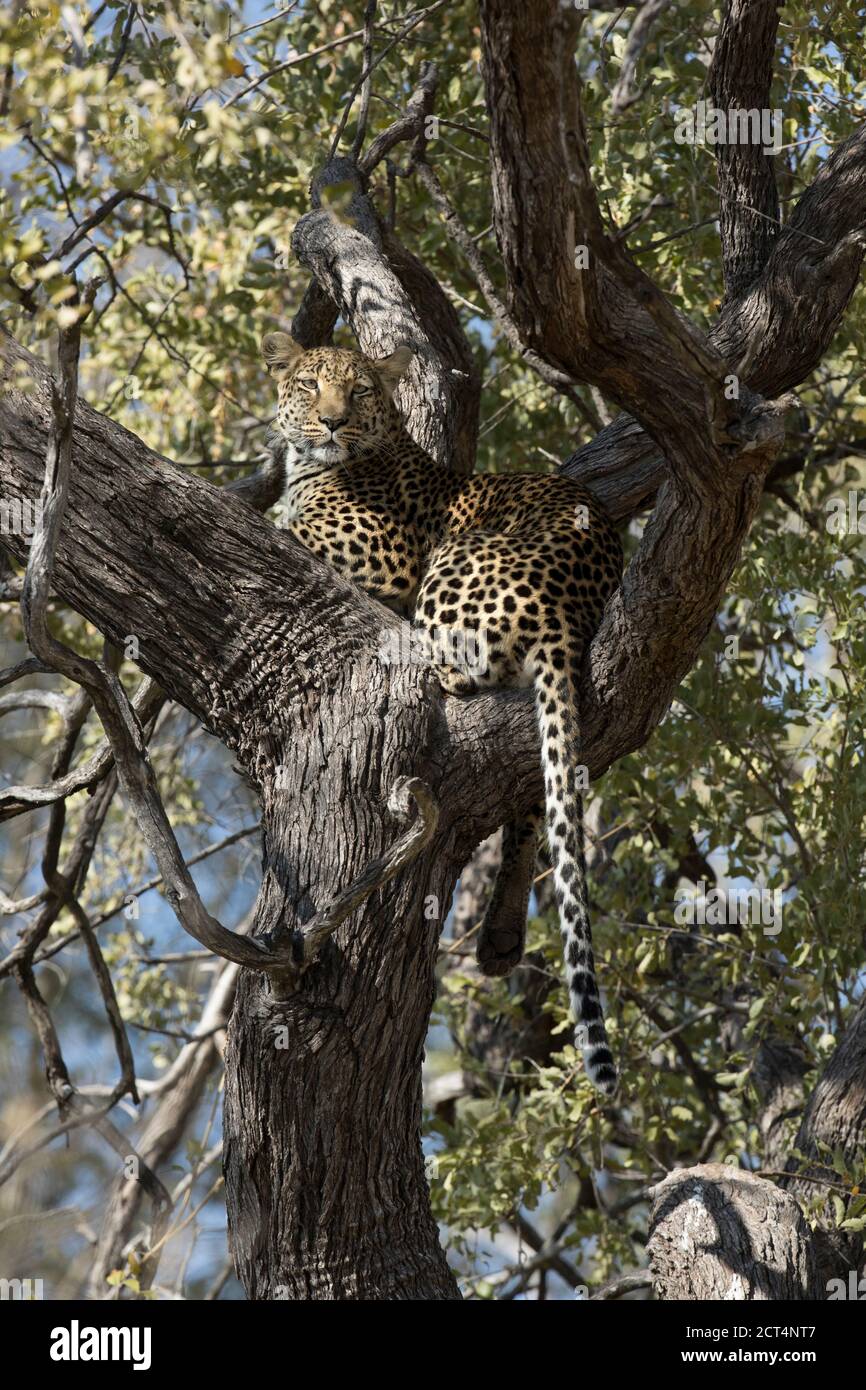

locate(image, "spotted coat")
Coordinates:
263 334 623 1093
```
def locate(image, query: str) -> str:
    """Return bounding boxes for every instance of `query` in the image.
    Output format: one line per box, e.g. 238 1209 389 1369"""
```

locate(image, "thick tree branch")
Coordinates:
709 0 783 300
0 327 383 741
565 123 866 517
285 63 484 471
475 2 864 513
477 0 746 478
291 156 480 471
648 1165 825 1300
414 156 601 424
288 61 440 352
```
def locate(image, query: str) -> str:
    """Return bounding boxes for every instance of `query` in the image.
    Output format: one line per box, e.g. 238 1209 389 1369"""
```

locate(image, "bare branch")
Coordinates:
222 28 368 110
277 776 438 988
327 0 448 159
89 960 239 1294
610 0 672 115
349 0 378 160
589 1270 653 1300
32 823 258 958
0 656 53 686
0 677 163 821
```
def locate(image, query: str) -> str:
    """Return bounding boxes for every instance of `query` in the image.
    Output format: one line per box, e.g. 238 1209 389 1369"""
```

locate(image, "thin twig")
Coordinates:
223 28 367 109
328 0 449 159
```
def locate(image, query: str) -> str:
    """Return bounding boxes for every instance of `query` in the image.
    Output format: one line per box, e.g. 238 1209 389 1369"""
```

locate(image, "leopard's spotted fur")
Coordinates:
263 332 623 1093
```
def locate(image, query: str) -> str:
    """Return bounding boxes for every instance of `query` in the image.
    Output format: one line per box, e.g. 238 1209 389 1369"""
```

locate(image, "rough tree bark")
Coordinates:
2 0 865 1299
647 997 866 1305
648 1165 825 1301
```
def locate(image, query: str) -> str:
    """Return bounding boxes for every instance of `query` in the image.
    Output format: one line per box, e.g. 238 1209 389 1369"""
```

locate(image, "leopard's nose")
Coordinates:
319 415 348 432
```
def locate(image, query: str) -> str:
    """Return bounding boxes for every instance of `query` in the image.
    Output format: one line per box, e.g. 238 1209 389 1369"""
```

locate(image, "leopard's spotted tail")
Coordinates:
534 648 616 1095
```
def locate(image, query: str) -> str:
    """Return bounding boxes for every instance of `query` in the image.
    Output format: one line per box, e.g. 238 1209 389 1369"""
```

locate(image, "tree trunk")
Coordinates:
222 656 462 1299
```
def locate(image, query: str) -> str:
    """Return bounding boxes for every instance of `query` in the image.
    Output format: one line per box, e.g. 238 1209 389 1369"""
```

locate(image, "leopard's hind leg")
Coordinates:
475 805 543 977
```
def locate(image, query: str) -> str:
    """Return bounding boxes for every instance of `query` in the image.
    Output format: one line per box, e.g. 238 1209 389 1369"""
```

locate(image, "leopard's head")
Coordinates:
262 334 413 465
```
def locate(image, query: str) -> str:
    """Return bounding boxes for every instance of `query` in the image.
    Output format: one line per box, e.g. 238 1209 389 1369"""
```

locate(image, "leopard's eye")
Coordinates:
297 377 318 392
352 384 371 397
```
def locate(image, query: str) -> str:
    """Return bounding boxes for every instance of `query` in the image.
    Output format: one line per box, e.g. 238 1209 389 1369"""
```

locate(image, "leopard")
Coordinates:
262 330 624 1094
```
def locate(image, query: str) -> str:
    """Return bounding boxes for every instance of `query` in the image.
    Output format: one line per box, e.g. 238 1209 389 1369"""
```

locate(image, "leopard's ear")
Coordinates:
261 331 303 379
371 344 414 392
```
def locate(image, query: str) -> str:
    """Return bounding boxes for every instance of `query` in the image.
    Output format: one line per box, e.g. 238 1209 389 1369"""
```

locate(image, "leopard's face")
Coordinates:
262 335 413 466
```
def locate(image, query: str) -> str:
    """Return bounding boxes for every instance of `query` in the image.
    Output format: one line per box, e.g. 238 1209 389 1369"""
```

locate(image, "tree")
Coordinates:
1 0 864 1302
